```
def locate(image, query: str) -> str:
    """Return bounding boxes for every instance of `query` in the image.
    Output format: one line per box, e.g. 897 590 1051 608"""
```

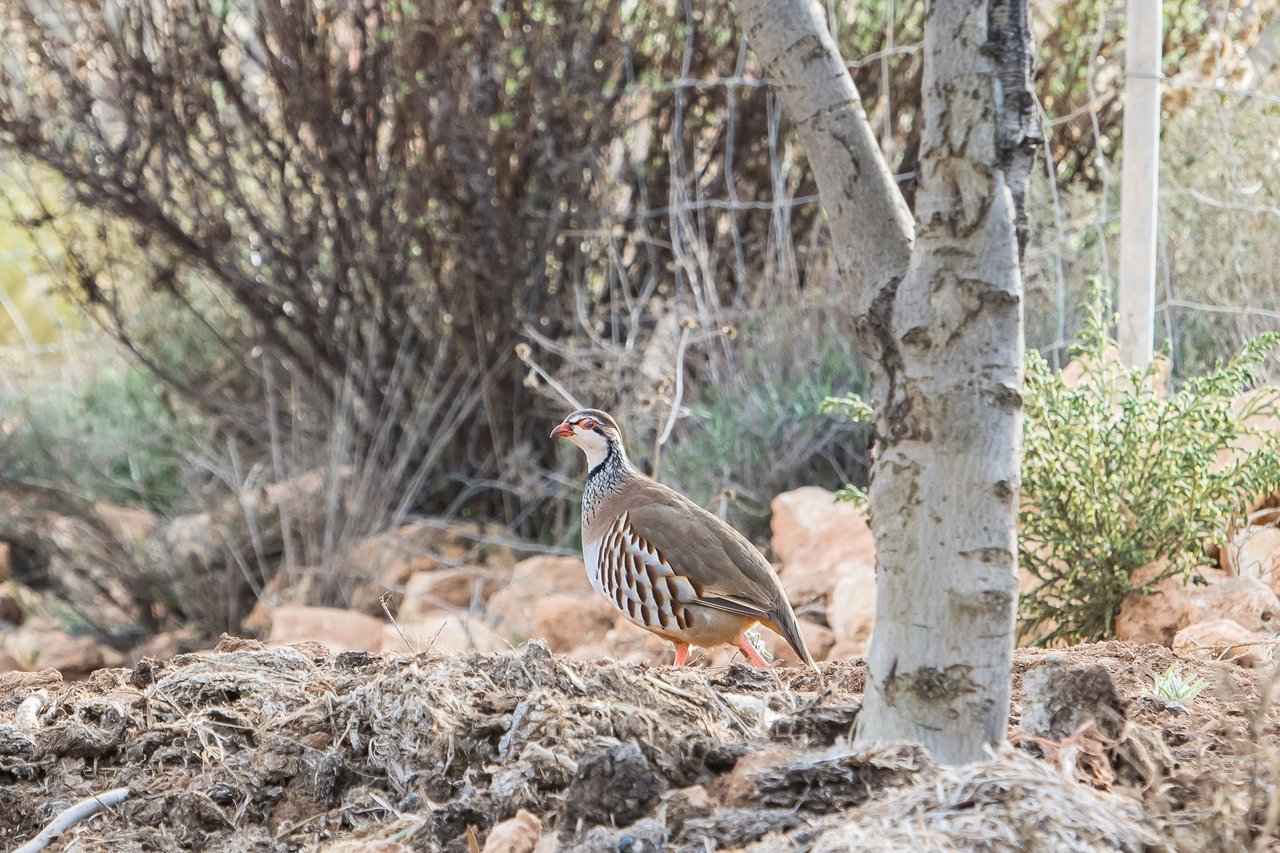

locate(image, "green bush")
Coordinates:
0 360 195 513
1019 288 1280 645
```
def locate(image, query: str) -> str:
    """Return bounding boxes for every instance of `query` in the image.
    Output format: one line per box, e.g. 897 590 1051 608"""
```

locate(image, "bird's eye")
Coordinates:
579 418 597 430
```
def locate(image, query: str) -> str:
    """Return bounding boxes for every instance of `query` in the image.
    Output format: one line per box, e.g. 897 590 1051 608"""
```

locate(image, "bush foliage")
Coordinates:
1018 288 1280 645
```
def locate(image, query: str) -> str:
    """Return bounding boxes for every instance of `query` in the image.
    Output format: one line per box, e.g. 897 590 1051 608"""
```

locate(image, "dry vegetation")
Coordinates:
0 640 1276 851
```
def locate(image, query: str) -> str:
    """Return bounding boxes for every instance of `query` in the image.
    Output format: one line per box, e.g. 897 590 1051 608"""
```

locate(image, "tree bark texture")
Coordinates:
733 0 1037 764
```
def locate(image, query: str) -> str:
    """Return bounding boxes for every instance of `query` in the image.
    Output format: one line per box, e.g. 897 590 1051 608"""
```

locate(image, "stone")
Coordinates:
382 614 506 655
765 619 835 665
266 605 384 653
0 583 23 626
1018 657 1127 741
486 556 589 639
399 568 504 620
559 742 665 837
92 502 158 546
483 809 541 853
1173 617 1272 668
827 572 876 648
349 520 518 590
531 593 617 653
770 488 875 622
1226 525 1280 593
1212 387 1280 510
827 640 867 660
1116 562 1278 647
771 486 874 563
0 628 110 675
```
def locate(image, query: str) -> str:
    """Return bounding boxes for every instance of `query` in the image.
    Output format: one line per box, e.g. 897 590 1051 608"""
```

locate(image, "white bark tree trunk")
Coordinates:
733 0 1038 764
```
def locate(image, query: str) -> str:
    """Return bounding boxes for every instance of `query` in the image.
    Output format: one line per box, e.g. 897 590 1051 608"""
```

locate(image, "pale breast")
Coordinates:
583 511 696 635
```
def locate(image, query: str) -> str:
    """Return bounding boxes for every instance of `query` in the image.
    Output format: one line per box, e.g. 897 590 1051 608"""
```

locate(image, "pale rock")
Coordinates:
486 556 588 639
1116 561 1278 647
0 583 23 626
828 572 876 648
1212 387 1280 510
765 619 834 665
482 808 541 853
771 486 874 563
382 614 506 655
827 640 867 660
531 593 616 653
1226 526 1280 593
266 605 384 653
350 520 518 590
1173 617 1272 667
1 628 109 675
771 488 875 623
399 568 504 620
1115 560 1189 646
92 502 158 546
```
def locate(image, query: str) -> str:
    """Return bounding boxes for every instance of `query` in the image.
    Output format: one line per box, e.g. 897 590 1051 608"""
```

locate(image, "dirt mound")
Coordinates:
0 641 1276 851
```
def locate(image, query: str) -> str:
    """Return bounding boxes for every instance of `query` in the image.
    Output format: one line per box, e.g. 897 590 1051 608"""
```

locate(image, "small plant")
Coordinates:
1151 663 1208 703
1019 282 1280 645
818 393 873 507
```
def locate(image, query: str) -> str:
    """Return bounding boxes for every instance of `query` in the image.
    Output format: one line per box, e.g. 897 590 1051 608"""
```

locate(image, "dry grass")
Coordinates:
0 641 1277 851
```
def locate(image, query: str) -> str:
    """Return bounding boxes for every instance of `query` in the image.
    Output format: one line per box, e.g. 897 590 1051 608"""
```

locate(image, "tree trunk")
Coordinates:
733 0 1037 763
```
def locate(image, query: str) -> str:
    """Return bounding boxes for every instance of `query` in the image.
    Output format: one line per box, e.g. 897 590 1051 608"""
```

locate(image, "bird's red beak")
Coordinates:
550 422 574 439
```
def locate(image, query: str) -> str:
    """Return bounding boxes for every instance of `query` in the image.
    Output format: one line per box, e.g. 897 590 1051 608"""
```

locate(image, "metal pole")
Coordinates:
1117 0 1163 370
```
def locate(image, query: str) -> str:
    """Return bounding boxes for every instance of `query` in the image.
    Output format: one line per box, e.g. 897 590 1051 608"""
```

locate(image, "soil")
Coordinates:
0 639 1276 852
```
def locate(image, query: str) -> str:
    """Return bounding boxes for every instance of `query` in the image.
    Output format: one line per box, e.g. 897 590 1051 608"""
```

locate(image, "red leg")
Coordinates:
735 633 771 669
673 643 690 666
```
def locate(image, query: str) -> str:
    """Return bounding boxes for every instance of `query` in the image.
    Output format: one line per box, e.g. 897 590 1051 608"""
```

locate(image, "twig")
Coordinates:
14 787 131 853
650 322 693 480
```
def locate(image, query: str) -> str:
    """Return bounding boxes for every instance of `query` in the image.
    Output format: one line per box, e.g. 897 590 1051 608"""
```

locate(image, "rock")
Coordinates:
1212 387 1280 510
0 628 110 675
1018 657 1127 741
399 568 504 620
563 818 667 853
129 630 200 664
1114 560 1190 645
771 487 873 563
92 502 158 545
487 556 589 639
770 488 875 622
765 619 835 665
1225 525 1280 593
828 572 876 649
1116 562 1278 647
266 605 384 653
382 614 505 655
0 542 9 581
349 519 518 590
1173 618 1272 667
559 742 666 838
0 583 23 626
827 640 866 661
532 593 617 653
483 809 541 853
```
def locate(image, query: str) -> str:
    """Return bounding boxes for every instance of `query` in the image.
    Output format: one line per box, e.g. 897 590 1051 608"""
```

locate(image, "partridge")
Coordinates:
551 408 815 671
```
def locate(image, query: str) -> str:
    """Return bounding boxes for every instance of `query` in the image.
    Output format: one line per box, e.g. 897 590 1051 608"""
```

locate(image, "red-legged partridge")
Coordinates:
551 408 815 671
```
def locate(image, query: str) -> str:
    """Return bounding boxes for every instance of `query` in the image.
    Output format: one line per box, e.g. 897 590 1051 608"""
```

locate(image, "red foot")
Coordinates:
673 643 690 666
735 633 772 669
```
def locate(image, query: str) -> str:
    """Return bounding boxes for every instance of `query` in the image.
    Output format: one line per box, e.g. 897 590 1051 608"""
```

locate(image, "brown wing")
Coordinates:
619 481 815 667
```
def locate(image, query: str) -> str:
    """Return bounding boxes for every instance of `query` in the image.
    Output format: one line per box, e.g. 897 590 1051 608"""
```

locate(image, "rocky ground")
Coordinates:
0 639 1276 851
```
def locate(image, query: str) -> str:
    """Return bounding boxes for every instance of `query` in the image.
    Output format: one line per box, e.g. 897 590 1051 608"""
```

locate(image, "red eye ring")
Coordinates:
579 418 597 430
